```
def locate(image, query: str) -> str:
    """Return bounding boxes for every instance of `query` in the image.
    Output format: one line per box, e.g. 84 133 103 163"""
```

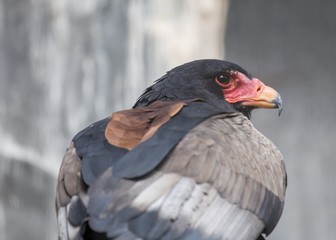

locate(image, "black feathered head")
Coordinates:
134 59 282 118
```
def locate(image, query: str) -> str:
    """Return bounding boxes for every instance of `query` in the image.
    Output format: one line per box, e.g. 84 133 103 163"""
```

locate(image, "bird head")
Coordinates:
134 59 282 118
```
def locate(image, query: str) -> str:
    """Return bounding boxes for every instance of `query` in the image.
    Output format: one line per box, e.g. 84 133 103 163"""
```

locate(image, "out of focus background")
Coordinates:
0 0 335 239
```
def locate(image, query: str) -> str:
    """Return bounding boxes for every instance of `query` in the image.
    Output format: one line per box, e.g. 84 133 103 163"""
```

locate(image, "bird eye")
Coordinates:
215 74 231 88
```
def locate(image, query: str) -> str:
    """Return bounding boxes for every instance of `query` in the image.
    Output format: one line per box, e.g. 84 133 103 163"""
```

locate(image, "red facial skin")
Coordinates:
216 71 280 109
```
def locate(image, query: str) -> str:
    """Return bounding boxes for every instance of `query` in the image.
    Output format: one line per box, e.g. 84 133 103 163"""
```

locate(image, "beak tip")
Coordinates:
273 94 283 116
278 107 283 116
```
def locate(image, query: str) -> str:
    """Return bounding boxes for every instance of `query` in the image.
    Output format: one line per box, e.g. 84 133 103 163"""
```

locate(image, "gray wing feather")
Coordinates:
56 143 88 240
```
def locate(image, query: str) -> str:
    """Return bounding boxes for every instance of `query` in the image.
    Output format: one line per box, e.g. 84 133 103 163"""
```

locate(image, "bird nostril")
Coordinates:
257 86 261 92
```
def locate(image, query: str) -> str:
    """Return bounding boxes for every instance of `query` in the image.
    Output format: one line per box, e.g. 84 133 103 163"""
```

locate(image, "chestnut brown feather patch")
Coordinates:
105 100 190 150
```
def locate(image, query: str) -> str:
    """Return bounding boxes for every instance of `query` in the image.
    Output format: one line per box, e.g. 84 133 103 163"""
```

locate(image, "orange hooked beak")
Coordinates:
240 83 283 116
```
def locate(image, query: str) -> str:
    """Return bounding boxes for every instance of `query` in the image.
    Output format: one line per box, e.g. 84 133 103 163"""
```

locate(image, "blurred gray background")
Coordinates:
0 0 335 239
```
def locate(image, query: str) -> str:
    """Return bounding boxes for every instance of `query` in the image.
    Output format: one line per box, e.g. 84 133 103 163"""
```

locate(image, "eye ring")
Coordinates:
215 74 231 87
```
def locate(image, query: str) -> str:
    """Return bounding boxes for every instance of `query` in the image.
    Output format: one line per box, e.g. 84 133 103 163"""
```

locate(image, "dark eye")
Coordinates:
215 74 231 87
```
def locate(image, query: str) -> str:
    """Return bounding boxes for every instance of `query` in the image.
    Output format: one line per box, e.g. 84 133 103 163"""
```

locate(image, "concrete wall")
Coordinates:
1 0 335 239
0 1 228 239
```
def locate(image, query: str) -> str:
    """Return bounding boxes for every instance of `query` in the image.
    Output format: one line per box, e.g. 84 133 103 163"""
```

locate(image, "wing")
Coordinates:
56 100 225 239
87 113 287 240
56 116 116 240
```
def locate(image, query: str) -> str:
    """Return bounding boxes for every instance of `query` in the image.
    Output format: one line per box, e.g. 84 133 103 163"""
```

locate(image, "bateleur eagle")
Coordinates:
56 59 286 240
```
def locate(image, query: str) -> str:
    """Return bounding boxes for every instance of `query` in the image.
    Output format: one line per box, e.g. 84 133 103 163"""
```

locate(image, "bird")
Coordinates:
55 59 286 240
